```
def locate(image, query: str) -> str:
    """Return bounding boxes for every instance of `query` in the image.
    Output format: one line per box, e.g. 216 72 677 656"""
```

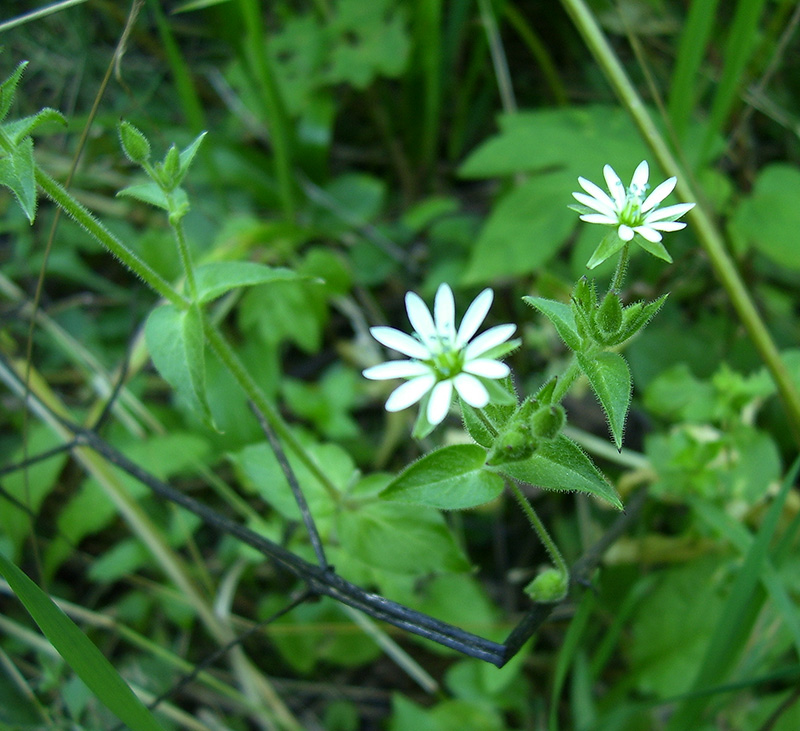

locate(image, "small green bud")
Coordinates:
525 567 568 603
572 276 596 310
596 291 623 337
530 404 566 440
118 121 151 164
487 422 537 465
159 145 181 190
534 377 558 406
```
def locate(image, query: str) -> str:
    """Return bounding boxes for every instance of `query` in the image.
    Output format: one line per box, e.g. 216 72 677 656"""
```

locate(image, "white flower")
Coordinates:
572 161 695 243
363 283 516 426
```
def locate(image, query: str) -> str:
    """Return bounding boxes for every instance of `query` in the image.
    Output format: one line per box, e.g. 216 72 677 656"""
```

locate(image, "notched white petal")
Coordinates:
577 178 617 211
631 160 650 191
634 225 663 243
434 283 456 342
641 176 676 211
385 374 436 411
648 221 686 232
603 165 625 207
580 213 618 225
405 291 436 342
363 361 431 380
458 288 493 345
573 191 617 216
464 323 516 360
618 224 635 242
370 327 430 359
427 380 453 424
645 202 695 222
463 358 510 378
454 372 490 407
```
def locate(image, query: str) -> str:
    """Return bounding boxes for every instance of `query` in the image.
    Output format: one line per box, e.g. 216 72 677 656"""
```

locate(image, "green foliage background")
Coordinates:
2 0 800 729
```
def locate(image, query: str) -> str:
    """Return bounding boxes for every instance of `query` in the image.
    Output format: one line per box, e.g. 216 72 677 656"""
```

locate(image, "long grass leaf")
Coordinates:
667 0 720 140
666 457 800 730
0 552 165 731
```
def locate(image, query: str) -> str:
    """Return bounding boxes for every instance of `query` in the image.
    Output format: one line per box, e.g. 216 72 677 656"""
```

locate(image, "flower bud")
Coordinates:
118 121 150 164
525 567 567 603
487 422 537 465
530 404 566 440
596 291 623 337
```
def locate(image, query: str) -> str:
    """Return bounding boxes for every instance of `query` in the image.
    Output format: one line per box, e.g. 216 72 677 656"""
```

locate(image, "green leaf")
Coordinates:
4 108 66 145
577 351 632 449
0 553 165 730
523 296 581 351
381 444 504 510
117 181 188 214
494 435 622 510
194 261 305 303
145 303 215 428
177 131 207 185
0 61 27 123
336 500 470 574
0 136 37 222
586 230 626 269
462 172 576 284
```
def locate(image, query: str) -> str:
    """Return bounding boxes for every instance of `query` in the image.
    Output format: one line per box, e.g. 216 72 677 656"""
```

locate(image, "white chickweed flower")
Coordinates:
363 283 516 426
572 160 695 245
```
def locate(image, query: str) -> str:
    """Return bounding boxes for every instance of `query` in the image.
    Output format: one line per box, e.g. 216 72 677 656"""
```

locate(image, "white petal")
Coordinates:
363 360 431 380
580 213 618 225
644 202 695 222
463 358 510 378
405 291 436 342
631 160 649 191
464 323 516 360
577 178 618 211
457 288 493 345
603 165 626 208
618 224 635 241
648 220 686 232
453 372 490 408
385 374 435 411
434 283 456 342
634 225 663 243
641 176 676 212
427 380 453 424
573 191 617 217
370 327 430 359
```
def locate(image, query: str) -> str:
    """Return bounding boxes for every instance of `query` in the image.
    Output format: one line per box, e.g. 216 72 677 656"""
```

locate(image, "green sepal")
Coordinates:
586 230 627 269
524 296 581 351
576 351 632 450
460 377 518 447
619 294 668 342
634 234 673 263
491 434 623 510
596 291 623 338
159 145 181 190
381 444 504 510
145 303 216 430
534 376 558 405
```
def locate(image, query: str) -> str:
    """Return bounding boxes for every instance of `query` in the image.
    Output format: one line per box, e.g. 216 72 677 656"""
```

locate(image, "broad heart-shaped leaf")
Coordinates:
145 303 215 428
0 136 37 222
494 435 623 510
523 296 581 351
336 500 470 574
381 444 504 510
0 552 165 731
577 351 632 450
194 261 306 303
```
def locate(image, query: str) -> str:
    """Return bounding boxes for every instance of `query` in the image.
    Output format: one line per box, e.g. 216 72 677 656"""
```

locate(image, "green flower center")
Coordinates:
426 341 465 380
619 185 648 227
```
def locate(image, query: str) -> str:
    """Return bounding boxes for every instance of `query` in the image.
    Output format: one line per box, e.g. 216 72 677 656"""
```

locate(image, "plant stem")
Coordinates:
551 356 581 404
609 242 630 293
171 216 197 301
202 321 341 502
35 168 186 309
507 479 569 583
559 0 800 447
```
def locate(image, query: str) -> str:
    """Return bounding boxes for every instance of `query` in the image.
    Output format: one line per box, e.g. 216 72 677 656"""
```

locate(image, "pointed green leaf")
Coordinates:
0 61 27 123
577 351 632 449
635 234 673 263
117 181 188 214
0 137 37 222
381 444 503 510
177 131 207 185
194 261 306 303
523 296 581 350
0 553 165 731
494 434 622 510
586 230 627 269
4 108 67 145
336 501 470 574
145 303 215 428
